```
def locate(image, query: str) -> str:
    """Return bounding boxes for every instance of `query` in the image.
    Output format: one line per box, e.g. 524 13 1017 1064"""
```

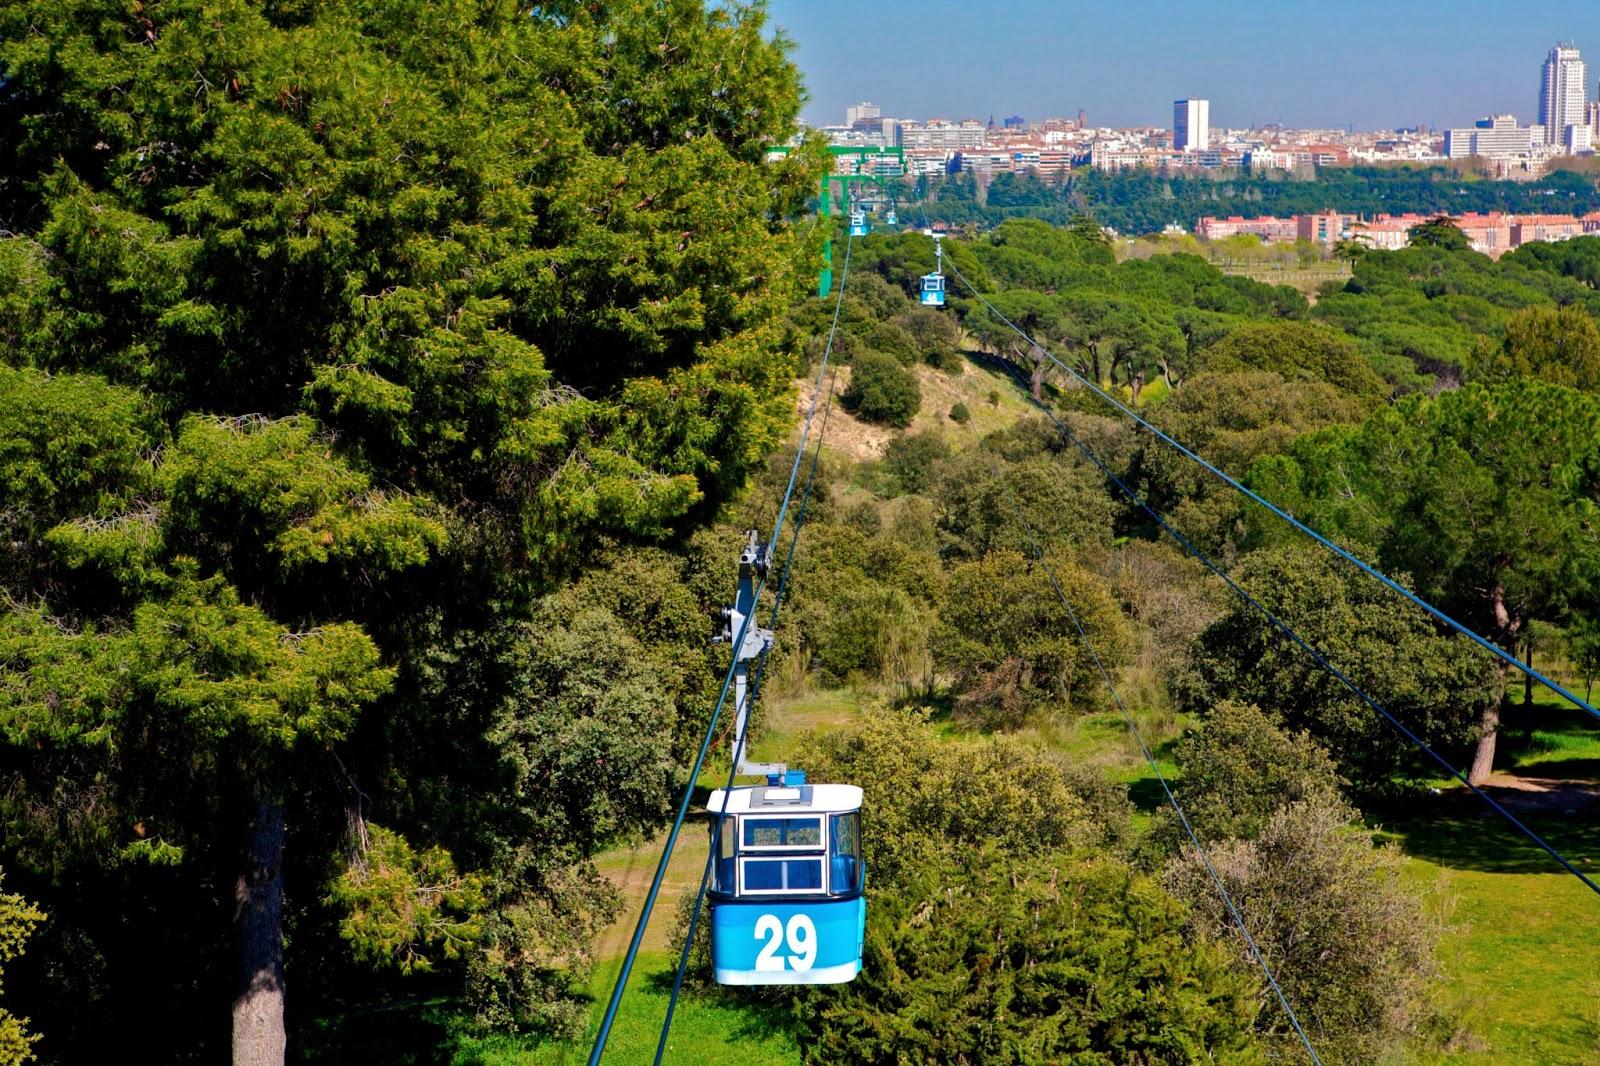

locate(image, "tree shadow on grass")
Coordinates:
1374 789 1600 877
1127 775 1171 815
1516 757 1600 780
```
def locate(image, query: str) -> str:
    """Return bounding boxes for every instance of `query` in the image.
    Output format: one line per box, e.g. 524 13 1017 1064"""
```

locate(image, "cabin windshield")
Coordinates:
742 856 825 893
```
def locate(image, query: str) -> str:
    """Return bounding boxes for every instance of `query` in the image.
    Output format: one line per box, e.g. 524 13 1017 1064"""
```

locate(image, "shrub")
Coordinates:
795 710 1124 879
881 431 950 495
987 389 1001 406
1167 701 1346 844
863 320 919 366
1166 800 1441 1064
948 401 970 424
894 306 963 370
802 845 1262 1065
935 448 1115 560
934 549 1132 727
843 351 921 427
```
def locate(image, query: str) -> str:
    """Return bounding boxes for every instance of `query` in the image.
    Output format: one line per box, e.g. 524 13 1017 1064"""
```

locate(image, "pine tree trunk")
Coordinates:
233 797 286 1066
1029 350 1045 400
1468 577 1519 786
1522 636 1534 708
1467 691 1501 786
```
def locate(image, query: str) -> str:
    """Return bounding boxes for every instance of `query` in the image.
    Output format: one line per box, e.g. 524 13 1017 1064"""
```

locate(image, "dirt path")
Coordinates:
1471 771 1600 816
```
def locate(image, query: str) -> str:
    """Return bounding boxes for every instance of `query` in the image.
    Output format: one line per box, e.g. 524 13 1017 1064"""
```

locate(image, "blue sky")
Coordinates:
766 0 1600 131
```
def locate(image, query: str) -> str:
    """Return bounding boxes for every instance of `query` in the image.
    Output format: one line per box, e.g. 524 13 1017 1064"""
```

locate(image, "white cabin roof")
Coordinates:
706 783 863 816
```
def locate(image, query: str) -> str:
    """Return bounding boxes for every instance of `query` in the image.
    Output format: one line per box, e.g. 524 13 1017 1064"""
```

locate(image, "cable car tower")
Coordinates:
706 532 866 985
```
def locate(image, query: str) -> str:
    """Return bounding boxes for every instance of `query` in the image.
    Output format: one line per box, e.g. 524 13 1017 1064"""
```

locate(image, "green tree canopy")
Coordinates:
1195 321 1389 402
1140 369 1376 554
842 351 922 427
806 845 1263 1065
1166 701 1345 844
1175 546 1495 795
0 871 43 1066
1477 304 1600 390
1247 380 1600 781
0 0 824 1057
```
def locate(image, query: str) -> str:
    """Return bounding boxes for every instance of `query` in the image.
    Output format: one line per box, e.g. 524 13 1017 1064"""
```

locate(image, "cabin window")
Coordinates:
742 815 822 850
711 818 736 893
740 856 825 894
829 812 862 894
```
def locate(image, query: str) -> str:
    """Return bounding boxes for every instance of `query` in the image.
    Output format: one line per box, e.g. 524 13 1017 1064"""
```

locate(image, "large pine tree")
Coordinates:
0 1 823 1060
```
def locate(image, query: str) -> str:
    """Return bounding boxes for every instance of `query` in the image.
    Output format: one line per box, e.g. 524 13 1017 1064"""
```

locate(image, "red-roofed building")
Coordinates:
1195 215 1299 242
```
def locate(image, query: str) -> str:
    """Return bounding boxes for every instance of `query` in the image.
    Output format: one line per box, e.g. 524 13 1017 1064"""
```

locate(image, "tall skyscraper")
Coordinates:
1539 44 1587 146
1174 98 1210 151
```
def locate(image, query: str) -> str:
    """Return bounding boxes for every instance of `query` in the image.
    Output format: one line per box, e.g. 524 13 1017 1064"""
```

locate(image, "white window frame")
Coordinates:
737 854 828 896
738 814 826 853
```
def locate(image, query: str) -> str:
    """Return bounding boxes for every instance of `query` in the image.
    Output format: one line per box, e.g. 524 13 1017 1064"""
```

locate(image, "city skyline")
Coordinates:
769 0 1600 131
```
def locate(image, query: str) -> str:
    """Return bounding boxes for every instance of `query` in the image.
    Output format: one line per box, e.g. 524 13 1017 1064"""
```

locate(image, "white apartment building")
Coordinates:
1174 98 1210 151
1443 114 1543 159
845 101 880 127
1539 44 1587 147
899 120 987 151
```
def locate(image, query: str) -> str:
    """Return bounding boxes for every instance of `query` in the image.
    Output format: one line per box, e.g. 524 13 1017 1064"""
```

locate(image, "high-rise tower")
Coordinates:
1539 44 1587 146
1174 98 1210 152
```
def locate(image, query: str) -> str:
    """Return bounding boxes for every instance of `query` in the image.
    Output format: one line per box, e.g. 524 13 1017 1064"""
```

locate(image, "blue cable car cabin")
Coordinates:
885 208 898 225
848 209 868 237
920 272 946 306
706 781 865 985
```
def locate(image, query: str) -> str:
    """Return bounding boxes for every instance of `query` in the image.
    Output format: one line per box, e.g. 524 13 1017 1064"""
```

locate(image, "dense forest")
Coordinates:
1 1 1598 1065
914 166 1600 234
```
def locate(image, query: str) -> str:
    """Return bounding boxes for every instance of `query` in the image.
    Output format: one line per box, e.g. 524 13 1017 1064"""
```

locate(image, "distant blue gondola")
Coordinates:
849 209 868 237
707 778 865 985
920 230 946 306
885 208 898 225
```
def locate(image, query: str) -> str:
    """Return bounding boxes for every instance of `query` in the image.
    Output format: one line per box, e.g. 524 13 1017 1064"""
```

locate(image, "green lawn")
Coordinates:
1379 809 1600 1064
453 953 801 1066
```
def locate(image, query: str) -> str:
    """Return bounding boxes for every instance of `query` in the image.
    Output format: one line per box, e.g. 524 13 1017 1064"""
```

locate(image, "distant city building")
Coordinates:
1444 114 1543 159
899 119 987 151
1195 215 1298 241
845 101 880 127
1589 98 1600 139
1076 108 1088 129
1173 98 1210 151
1002 114 1026 130
1539 44 1587 146
1297 210 1356 245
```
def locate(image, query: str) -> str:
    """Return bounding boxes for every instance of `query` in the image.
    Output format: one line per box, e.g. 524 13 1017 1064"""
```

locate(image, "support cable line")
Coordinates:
587 229 857 1064
941 247 1600 726
997 480 1324 1066
653 364 841 1065
973 332 1600 899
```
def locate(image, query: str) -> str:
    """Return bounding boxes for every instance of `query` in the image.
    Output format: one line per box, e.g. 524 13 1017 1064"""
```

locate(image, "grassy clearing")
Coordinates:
1379 808 1600 1064
814 358 1037 464
451 953 801 1066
